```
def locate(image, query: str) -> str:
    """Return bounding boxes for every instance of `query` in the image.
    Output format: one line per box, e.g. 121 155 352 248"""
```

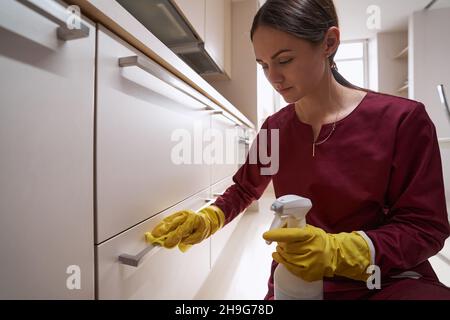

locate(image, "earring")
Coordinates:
330 61 337 70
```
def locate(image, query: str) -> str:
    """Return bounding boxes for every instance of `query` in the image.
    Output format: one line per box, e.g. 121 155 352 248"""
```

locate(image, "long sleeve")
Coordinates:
213 117 273 225
365 102 450 277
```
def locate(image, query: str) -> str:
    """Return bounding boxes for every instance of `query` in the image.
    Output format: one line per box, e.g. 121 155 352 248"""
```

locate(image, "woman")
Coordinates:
146 0 450 299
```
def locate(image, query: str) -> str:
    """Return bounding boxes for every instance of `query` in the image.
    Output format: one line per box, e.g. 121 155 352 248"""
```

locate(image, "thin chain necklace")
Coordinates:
300 60 341 157
312 111 339 157
297 103 340 157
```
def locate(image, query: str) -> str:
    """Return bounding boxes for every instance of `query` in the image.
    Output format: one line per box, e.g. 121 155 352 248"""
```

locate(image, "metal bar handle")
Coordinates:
118 245 161 267
212 110 241 127
238 137 250 145
17 0 90 40
119 55 216 112
195 198 217 212
118 199 215 267
437 84 450 119
119 56 248 128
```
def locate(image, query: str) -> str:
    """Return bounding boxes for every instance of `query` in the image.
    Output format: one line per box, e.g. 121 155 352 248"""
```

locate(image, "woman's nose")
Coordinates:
266 68 284 86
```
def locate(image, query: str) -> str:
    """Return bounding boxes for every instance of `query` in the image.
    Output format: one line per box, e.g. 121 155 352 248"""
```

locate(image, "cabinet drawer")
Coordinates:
210 176 244 268
0 0 95 298
96 26 211 242
97 188 211 299
211 112 240 184
236 125 251 169
211 175 234 200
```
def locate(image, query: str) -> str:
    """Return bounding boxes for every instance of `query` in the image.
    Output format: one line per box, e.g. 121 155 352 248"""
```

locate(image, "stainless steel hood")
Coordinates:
116 0 223 76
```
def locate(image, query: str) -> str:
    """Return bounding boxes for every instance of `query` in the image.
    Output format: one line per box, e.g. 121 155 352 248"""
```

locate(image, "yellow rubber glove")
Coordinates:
262 224 371 282
145 205 225 252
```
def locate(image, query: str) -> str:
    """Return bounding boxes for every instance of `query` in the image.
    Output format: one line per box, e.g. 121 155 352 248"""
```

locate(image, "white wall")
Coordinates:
409 7 450 138
409 8 450 212
441 141 450 218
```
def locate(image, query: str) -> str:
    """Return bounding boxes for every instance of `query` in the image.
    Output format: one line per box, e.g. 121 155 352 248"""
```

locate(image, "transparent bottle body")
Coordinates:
273 214 323 300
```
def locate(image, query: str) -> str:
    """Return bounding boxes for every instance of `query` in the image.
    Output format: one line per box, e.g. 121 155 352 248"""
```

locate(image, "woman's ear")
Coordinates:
324 27 340 57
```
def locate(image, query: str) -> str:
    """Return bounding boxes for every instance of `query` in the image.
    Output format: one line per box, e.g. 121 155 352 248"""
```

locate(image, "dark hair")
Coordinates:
250 0 370 93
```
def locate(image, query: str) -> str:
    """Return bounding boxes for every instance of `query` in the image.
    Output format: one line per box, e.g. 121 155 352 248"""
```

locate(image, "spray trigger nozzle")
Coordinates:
271 201 283 212
265 195 312 245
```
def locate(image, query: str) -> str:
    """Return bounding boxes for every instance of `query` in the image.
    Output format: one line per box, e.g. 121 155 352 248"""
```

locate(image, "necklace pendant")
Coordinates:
312 143 315 157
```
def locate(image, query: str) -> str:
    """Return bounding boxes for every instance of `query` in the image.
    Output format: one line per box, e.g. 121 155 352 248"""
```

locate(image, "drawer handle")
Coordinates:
195 198 216 212
118 55 211 110
118 56 247 127
212 110 240 127
118 198 215 267
118 245 161 267
17 0 90 41
238 137 250 145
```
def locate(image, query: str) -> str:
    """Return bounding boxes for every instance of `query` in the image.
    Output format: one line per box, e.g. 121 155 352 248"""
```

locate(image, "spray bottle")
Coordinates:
266 194 323 300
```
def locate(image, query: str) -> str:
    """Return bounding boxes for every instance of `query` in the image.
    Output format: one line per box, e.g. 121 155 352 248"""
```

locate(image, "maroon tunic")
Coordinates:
213 91 450 299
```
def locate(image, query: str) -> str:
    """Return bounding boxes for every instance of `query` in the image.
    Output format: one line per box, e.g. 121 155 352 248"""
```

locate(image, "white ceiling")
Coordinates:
254 0 450 41
335 0 450 40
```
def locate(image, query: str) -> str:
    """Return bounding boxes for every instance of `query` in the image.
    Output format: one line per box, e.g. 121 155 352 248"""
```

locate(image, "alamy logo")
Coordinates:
66 5 81 30
248 129 279 176
366 265 381 289
170 123 280 176
66 265 81 290
366 5 381 30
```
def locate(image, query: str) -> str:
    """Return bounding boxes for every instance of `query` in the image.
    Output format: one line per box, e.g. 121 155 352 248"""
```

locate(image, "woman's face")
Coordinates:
252 25 328 103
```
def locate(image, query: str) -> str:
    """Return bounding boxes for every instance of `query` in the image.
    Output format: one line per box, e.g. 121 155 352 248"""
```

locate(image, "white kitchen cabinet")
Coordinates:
97 187 211 299
172 0 231 79
209 176 244 268
204 0 231 78
210 111 241 184
236 125 251 168
96 26 211 243
172 0 205 40
0 0 95 299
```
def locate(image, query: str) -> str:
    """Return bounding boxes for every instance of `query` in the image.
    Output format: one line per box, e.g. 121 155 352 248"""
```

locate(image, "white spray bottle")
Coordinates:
266 194 323 300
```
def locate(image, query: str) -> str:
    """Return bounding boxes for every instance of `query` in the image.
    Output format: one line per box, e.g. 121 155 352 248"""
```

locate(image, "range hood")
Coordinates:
116 0 223 76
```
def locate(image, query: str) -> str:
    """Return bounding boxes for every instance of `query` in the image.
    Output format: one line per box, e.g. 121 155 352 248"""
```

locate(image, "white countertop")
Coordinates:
69 0 254 129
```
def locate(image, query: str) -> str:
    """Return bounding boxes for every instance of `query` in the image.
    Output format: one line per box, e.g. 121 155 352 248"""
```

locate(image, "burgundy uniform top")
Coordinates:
213 91 450 298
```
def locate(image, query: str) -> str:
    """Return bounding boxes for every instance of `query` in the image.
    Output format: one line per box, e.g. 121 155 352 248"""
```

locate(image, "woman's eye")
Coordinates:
259 59 291 70
279 58 293 65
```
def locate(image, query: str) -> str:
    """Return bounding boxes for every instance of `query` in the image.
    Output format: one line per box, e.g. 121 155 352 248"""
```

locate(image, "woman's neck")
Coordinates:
295 77 352 124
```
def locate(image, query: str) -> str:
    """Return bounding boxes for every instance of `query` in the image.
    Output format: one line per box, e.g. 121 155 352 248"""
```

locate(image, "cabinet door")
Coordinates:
172 0 205 40
0 0 95 299
97 188 211 299
205 0 231 76
236 125 251 169
96 26 211 243
210 111 240 184
210 176 244 268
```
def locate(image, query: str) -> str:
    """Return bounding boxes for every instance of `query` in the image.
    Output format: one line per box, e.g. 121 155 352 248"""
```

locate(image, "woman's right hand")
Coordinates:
145 205 225 252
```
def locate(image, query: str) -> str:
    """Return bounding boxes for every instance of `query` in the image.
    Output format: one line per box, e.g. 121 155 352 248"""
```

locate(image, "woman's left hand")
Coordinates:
262 224 371 282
